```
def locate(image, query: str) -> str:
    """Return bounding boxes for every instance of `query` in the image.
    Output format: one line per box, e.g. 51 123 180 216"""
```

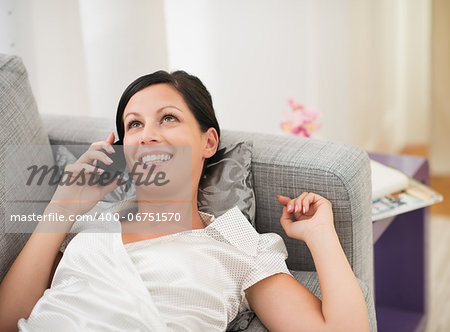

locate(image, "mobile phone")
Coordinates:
96 139 127 184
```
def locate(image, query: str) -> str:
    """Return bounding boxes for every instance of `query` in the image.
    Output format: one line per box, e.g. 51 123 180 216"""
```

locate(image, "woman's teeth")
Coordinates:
141 154 173 165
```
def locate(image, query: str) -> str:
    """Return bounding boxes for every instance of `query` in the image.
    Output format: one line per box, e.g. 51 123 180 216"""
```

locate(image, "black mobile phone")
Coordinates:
96 139 127 184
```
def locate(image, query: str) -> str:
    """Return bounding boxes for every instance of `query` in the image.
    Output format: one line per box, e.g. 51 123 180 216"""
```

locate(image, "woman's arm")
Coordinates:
0 206 72 332
245 193 369 332
0 133 119 332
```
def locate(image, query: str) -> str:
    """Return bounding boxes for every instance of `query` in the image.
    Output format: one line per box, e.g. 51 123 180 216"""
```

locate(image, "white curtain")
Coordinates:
2 0 168 123
349 0 431 153
2 0 90 117
164 0 431 153
1 0 433 156
77 0 169 119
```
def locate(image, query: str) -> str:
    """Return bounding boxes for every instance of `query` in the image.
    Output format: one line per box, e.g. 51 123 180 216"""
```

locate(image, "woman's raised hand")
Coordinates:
49 132 120 217
277 192 335 243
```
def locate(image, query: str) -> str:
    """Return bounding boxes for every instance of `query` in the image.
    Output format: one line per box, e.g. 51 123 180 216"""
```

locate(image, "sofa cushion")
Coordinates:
0 54 55 281
198 140 255 226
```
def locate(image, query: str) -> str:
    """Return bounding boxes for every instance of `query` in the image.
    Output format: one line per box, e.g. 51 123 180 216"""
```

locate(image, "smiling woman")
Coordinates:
117 72 221 235
0 70 370 332
118 71 220 187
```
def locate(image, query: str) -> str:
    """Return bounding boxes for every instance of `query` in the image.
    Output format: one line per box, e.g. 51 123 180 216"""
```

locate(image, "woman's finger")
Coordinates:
102 132 115 153
287 198 298 213
278 193 310 216
65 162 104 175
78 150 113 166
106 132 115 144
294 192 308 213
277 195 297 214
302 192 320 214
91 133 116 152
277 195 291 205
90 142 115 154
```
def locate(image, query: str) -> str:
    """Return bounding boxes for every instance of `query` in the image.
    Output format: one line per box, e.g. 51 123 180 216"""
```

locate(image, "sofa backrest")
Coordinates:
0 54 56 281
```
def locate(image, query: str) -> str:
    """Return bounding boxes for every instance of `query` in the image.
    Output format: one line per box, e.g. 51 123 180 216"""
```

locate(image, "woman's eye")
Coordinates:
162 114 178 123
127 120 142 129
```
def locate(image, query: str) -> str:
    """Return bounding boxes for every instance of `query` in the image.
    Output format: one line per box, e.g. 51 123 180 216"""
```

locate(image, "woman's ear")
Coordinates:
202 127 219 158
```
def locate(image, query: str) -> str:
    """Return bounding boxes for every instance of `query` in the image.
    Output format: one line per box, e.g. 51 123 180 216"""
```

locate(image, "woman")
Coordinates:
0 71 369 331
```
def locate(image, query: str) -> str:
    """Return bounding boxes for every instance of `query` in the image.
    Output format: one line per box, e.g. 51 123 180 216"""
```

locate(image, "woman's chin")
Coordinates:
134 179 193 201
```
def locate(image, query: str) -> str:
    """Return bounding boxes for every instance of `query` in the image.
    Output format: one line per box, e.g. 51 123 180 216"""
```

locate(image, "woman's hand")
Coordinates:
49 132 120 217
277 192 335 243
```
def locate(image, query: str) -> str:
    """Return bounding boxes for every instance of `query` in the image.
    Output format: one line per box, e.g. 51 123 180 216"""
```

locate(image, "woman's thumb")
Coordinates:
280 206 294 235
107 132 115 144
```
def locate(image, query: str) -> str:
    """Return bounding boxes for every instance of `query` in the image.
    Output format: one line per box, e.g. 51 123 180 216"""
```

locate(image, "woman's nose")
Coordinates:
139 125 162 145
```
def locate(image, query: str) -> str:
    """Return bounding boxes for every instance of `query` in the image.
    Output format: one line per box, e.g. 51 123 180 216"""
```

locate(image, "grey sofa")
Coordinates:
0 54 377 331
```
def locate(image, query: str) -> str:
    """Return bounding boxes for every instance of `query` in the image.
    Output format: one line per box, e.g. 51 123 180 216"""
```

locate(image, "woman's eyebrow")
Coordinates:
123 112 139 121
123 106 183 121
156 105 183 114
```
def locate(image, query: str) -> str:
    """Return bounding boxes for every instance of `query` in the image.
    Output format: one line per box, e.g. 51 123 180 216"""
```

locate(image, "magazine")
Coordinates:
372 177 443 221
370 160 410 200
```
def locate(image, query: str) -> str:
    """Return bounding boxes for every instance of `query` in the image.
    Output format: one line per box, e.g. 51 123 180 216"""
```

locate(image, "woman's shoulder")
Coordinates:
205 206 286 257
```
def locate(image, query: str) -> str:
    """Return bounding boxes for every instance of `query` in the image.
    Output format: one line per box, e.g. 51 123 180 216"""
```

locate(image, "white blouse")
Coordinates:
18 203 292 332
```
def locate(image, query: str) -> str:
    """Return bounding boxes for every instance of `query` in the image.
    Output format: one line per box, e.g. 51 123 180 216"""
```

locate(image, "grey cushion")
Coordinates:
0 54 56 281
198 140 255 226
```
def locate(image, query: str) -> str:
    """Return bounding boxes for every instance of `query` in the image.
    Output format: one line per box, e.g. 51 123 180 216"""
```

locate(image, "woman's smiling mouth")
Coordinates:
138 151 174 168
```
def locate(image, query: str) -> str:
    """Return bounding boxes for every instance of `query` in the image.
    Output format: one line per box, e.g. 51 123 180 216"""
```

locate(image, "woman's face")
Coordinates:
121 83 218 196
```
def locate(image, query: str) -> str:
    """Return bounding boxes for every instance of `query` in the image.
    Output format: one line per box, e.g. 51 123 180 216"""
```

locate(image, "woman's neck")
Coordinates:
122 188 205 234
135 201 205 229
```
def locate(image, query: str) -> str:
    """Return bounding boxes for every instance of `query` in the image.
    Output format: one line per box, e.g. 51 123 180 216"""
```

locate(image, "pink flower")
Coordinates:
281 99 321 138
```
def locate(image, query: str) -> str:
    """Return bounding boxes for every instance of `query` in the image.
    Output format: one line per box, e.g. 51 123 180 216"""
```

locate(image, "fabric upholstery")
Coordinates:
0 54 56 280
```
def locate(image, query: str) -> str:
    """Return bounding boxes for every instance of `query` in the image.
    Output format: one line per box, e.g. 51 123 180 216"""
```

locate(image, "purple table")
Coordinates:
370 153 429 332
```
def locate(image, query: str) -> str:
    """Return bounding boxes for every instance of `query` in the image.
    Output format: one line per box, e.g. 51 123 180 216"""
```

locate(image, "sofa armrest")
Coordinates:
220 130 373 293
